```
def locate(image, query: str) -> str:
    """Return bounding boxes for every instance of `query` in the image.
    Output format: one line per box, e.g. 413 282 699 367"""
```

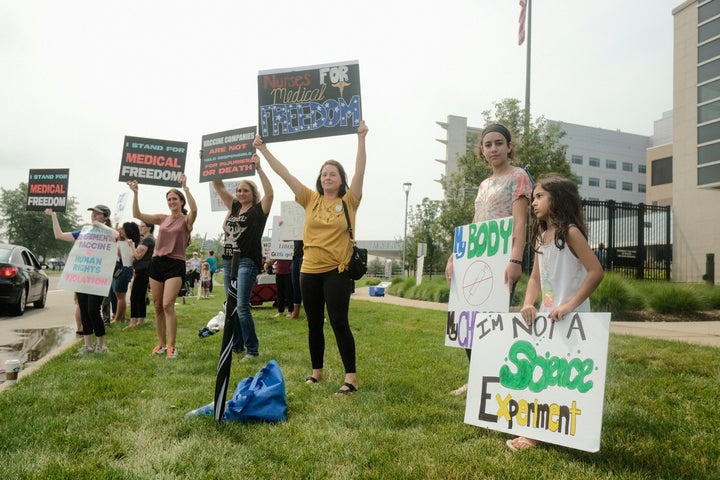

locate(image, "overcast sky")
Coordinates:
1 0 679 243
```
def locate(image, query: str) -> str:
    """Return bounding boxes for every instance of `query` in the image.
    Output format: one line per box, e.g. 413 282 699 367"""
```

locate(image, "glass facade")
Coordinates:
698 0 720 186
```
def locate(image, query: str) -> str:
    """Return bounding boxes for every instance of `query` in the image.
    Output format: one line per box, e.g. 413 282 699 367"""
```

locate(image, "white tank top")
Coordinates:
537 231 590 313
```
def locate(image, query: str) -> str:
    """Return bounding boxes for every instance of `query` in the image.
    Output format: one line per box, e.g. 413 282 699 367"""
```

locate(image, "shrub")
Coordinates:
646 284 702 314
591 273 644 313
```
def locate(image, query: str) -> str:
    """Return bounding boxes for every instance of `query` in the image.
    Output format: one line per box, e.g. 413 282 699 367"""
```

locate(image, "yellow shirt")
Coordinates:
296 186 359 274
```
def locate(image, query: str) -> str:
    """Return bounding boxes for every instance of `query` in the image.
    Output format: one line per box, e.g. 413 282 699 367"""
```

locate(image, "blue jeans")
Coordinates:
233 257 260 355
223 258 244 353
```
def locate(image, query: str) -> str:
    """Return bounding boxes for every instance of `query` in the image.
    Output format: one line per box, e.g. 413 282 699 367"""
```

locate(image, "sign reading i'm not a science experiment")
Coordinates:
258 60 362 143
464 311 611 453
26 168 70 212
119 136 188 187
199 127 256 182
446 217 512 349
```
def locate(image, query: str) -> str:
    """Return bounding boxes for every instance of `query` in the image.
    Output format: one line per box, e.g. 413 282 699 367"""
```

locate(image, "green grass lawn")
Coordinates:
0 291 718 479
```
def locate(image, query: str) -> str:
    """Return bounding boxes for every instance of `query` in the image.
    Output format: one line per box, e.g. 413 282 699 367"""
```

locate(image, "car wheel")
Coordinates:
9 286 27 316
34 281 48 309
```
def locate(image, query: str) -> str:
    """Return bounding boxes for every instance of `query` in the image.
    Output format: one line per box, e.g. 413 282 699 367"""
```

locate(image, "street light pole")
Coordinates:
402 182 412 276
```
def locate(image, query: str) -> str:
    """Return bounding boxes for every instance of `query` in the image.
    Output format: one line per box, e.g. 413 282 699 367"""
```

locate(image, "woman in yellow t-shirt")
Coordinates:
254 121 368 395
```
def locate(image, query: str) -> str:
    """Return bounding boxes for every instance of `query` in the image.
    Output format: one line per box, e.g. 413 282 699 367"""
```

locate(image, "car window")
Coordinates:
26 250 42 269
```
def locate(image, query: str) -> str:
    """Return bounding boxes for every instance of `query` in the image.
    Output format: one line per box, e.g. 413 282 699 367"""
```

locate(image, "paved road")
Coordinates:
351 286 720 348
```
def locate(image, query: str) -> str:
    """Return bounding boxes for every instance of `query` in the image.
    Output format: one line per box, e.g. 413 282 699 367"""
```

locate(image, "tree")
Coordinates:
0 183 83 260
404 198 448 276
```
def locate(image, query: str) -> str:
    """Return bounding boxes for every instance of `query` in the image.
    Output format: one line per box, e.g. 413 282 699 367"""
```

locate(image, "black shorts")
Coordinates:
149 256 186 283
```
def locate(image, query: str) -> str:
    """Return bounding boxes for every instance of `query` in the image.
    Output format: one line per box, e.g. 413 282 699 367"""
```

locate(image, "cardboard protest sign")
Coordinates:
119 136 188 187
26 169 69 212
464 311 611 453
258 60 362 143
57 226 117 296
446 217 512 349
279 201 305 240
199 127 256 182
209 181 239 212
268 216 294 260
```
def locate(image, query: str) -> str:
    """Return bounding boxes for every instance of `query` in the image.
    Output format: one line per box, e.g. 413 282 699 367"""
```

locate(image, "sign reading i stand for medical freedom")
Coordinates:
464 311 611 453
258 60 362 143
199 127 256 182
26 168 70 212
446 217 512 349
57 226 117 296
119 136 188 187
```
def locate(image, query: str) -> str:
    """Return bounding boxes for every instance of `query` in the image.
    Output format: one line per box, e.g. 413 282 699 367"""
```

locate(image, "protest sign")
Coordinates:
199 127 256 182
268 216 294 260
464 311 611 453
209 181 239 212
446 217 512 349
258 60 362 143
279 201 305 240
26 169 69 212
119 136 188 187
57 226 117 296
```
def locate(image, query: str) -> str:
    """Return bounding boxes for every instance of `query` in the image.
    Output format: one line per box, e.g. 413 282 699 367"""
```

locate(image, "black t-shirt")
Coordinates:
133 235 155 271
222 201 268 270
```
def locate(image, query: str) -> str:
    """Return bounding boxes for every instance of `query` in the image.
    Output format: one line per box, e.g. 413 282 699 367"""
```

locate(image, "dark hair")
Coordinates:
315 160 348 197
145 223 155 234
167 189 188 215
529 173 587 253
123 222 141 247
478 122 515 162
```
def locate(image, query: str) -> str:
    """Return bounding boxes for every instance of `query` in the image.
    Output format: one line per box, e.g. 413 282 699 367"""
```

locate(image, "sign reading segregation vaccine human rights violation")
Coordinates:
119 136 188 187
57 226 117 296
446 217 513 349
464 311 611 452
257 60 362 143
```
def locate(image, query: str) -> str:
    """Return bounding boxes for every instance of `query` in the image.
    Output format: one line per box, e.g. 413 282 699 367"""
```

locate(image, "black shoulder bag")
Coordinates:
341 200 367 280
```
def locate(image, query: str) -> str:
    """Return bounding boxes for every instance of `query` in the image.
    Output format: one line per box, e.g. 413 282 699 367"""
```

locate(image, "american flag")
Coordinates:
518 0 527 46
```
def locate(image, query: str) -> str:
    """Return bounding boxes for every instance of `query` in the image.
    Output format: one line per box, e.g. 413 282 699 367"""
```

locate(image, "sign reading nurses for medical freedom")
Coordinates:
464 311 611 453
57 225 117 296
199 127 256 182
26 168 70 212
119 136 188 187
258 60 362 143
446 217 512 349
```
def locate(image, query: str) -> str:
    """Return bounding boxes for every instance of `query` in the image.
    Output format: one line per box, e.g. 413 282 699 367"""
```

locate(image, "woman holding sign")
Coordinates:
127 174 197 359
253 121 368 395
445 123 532 396
45 205 119 354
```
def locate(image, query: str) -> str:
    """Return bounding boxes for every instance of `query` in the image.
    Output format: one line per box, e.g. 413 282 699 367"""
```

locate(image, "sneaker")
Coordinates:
77 345 94 355
95 345 109 354
240 353 258 362
273 312 283 318
166 346 177 358
151 345 167 356
450 383 468 396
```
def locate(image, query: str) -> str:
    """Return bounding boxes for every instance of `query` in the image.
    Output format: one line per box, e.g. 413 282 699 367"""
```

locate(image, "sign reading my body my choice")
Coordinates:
26 168 70 212
119 136 188 187
199 127 256 182
446 217 513 349
258 60 362 143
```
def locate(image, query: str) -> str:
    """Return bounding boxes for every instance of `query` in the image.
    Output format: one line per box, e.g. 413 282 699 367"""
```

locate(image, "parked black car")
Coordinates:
0 244 49 316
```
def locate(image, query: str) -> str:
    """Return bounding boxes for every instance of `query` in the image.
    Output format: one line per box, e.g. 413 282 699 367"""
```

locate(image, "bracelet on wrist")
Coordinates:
509 259 522 265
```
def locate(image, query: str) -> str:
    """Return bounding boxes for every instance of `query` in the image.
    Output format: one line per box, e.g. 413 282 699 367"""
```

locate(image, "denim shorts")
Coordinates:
112 266 134 293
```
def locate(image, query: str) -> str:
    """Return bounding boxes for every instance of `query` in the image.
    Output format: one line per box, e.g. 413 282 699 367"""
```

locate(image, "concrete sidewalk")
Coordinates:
352 286 720 348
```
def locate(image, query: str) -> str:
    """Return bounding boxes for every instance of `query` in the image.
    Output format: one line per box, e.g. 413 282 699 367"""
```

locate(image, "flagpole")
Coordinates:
524 0 532 135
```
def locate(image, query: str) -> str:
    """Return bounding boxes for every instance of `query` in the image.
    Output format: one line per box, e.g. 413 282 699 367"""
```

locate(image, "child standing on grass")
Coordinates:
200 261 212 299
507 173 604 452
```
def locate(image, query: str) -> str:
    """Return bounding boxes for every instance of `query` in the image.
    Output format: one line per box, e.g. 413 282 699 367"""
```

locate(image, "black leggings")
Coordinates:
301 268 356 373
130 270 150 318
76 292 105 337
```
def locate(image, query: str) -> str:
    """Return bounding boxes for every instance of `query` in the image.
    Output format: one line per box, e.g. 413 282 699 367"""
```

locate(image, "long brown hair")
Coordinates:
529 173 587 252
315 160 349 196
166 189 188 215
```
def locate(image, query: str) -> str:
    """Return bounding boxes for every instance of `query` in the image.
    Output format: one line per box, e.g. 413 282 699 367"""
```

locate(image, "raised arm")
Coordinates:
127 180 165 226
253 153 274 215
253 135 303 197
179 173 198 231
348 121 368 200
44 209 75 243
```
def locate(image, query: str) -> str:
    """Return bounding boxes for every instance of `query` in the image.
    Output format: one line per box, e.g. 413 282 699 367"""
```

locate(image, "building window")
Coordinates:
638 184 646 193
622 182 633 191
622 162 633 172
699 36 720 63
699 0 720 23
571 155 583 165
698 141 720 165
639 164 646 174
698 99 720 123
589 177 600 187
698 120 720 144
576 175 582 185
651 157 672 186
698 162 720 186
589 157 600 167
699 15 720 43
606 159 617 169
698 57 720 84
698 78 720 103
606 179 617 189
